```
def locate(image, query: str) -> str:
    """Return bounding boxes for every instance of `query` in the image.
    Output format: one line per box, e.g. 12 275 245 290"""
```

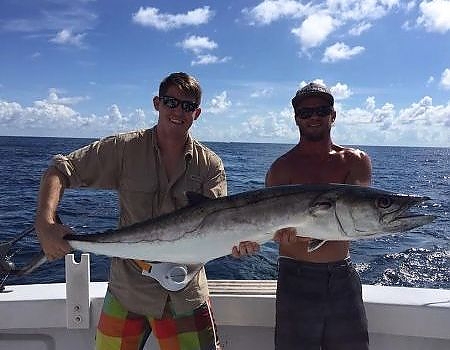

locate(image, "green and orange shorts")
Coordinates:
95 289 220 350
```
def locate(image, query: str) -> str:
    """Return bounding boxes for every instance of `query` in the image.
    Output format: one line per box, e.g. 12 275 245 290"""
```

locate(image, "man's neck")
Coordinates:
155 127 187 156
297 138 333 155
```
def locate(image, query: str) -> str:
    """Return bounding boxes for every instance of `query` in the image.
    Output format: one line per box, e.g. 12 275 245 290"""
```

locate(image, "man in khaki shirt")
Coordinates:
35 72 227 350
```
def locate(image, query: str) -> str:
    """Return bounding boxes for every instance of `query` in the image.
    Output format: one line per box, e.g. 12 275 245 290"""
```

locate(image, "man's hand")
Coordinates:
273 227 310 244
35 218 73 261
231 241 260 258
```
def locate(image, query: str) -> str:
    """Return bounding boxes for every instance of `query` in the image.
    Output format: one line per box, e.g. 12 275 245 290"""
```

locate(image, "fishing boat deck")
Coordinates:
0 255 449 349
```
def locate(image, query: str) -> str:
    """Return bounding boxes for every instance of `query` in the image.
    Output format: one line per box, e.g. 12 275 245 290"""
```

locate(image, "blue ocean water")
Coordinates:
0 136 448 289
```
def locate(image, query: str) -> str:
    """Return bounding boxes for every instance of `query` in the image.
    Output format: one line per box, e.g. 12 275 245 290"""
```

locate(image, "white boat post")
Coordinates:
0 254 449 349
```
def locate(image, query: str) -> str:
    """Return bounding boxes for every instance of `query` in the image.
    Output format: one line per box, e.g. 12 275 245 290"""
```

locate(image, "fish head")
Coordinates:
334 186 436 238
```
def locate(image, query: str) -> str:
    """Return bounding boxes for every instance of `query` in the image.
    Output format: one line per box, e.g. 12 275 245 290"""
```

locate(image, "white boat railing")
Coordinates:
0 253 449 350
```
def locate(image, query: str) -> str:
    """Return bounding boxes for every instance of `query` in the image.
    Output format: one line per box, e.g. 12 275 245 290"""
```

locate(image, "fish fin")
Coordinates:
17 251 48 276
185 192 210 206
307 239 327 252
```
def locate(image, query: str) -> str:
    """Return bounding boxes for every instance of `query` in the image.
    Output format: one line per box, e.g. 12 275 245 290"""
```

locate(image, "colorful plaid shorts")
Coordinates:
95 289 220 350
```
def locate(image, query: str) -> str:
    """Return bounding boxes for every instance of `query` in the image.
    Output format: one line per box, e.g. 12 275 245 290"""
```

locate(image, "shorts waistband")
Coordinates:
278 256 352 271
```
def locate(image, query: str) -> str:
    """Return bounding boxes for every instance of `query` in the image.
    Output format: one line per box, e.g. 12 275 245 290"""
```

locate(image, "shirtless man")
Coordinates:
234 82 372 350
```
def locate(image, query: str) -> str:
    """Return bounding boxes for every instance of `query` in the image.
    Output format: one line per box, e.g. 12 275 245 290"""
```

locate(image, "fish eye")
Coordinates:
313 201 332 210
376 196 392 209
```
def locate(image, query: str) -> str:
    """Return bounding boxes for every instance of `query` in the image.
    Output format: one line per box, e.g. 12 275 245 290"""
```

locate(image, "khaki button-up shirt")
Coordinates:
51 127 227 317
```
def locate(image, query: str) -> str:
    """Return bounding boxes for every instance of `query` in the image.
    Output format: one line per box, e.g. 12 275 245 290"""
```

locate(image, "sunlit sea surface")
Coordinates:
0 136 448 289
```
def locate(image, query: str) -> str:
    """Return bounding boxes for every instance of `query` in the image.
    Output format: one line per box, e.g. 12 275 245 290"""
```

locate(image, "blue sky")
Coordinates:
1 0 449 147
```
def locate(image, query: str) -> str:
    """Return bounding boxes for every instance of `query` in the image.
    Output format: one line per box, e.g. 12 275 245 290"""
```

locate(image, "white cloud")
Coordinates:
0 99 86 131
417 0 450 33
238 108 298 141
1 86 448 147
366 96 376 110
330 83 353 100
250 88 274 98
292 12 339 50
243 0 307 25
178 35 218 54
336 95 450 146
191 54 231 66
0 97 151 137
322 42 365 62
132 6 213 30
177 35 230 66
206 91 232 114
440 68 450 89
405 1 417 12
46 88 88 105
50 29 86 47
1 4 97 34
328 0 400 22
349 21 372 35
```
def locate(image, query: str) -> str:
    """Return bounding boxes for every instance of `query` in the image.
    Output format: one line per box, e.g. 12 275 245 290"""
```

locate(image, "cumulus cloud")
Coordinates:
195 82 449 147
348 21 372 36
328 0 400 22
366 96 376 110
236 108 298 141
291 12 339 50
0 94 151 137
417 0 450 33
330 83 353 100
336 95 450 146
178 35 218 54
206 91 232 114
440 68 450 89
46 88 88 105
132 6 213 30
0 99 87 131
322 42 365 62
244 0 402 53
242 0 307 25
177 35 230 66
191 54 231 66
50 29 86 47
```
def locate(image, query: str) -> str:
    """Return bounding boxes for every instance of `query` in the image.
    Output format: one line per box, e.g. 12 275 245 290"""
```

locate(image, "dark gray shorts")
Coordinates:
275 257 369 350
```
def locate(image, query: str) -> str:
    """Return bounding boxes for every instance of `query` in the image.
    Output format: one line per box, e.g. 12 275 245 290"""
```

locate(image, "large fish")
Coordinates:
66 183 435 262
0 184 436 290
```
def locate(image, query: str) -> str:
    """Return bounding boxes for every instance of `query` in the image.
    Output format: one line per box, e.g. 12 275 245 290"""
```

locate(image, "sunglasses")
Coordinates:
295 106 333 119
159 96 199 113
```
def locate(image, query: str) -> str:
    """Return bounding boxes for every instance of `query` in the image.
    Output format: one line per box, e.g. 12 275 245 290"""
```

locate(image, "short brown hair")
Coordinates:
159 72 202 104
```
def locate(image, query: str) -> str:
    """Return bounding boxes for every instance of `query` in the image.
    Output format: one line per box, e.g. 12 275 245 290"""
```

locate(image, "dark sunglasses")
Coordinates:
159 96 199 113
296 106 333 119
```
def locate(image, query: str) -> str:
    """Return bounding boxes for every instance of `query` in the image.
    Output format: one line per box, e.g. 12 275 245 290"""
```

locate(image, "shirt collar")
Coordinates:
151 126 193 162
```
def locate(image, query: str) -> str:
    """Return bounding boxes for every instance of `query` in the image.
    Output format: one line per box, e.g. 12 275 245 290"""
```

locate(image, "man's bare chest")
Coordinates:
289 159 350 184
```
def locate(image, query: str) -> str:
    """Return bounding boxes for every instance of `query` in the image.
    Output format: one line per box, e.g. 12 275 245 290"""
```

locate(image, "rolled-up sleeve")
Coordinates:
51 135 124 190
203 153 227 198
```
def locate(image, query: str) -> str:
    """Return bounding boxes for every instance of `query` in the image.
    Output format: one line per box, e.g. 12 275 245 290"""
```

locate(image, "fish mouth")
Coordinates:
382 196 436 231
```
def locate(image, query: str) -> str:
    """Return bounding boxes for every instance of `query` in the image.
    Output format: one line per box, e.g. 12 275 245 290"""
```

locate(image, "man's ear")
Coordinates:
153 96 160 111
193 107 201 121
331 110 336 124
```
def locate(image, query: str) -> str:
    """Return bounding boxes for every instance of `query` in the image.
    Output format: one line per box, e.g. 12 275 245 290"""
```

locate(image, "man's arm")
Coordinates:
34 167 73 260
232 159 291 258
